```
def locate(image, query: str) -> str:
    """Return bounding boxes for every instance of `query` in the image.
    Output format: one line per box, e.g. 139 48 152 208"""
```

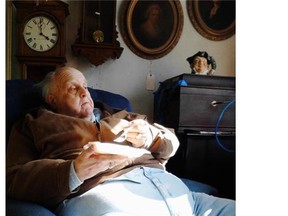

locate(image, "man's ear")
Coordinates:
45 94 57 109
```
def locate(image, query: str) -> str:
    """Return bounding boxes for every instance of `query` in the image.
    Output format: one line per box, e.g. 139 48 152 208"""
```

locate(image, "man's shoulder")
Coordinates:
24 107 50 118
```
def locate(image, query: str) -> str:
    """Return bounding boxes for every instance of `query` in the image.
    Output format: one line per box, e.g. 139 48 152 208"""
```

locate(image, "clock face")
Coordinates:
23 16 59 52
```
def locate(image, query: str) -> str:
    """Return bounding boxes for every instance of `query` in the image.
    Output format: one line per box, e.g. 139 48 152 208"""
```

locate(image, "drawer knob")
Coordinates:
211 100 230 107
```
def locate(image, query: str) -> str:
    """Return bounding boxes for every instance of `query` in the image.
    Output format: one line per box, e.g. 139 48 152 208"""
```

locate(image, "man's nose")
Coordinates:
79 87 87 97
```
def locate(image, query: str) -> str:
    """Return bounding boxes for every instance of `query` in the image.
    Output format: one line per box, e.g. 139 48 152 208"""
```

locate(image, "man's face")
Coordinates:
48 68 94 120
192 56 209 73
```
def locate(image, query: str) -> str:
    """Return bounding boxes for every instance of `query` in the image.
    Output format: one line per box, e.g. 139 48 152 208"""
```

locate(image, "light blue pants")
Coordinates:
56 167 235 216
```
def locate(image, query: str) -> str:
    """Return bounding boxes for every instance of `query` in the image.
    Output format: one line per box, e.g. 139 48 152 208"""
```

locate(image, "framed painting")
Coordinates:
119 0 183 59
187 0 235 41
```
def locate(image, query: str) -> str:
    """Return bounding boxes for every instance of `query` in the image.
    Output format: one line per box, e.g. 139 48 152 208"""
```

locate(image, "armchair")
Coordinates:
6 79 217 216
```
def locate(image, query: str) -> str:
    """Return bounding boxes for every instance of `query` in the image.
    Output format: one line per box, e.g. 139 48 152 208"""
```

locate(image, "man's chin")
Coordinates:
80 107 94 119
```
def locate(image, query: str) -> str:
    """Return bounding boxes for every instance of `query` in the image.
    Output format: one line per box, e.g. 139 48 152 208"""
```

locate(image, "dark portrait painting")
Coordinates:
187 0 235 41
119 0 183 59
199 0 235 30
131 1 174 49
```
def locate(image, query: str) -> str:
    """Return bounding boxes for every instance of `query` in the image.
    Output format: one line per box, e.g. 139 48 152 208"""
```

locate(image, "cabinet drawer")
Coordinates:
178 87 235 131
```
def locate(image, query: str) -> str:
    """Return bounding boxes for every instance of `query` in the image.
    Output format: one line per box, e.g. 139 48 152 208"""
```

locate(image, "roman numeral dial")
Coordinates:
23 16 59 52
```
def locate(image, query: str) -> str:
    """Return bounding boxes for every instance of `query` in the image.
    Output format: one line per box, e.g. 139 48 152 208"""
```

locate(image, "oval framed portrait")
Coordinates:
187 0 235 41
119 0 183 59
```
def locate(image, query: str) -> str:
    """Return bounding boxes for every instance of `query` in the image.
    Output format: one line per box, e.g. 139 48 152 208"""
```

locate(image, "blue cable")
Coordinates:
214 98 236 153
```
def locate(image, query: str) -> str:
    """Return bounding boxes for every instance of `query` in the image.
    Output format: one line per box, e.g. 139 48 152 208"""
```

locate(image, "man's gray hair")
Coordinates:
35 71 56 100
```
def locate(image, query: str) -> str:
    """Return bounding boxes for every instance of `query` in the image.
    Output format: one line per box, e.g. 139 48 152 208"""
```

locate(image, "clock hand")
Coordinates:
38 19 43 34
39 32 50 40
38 18 50 40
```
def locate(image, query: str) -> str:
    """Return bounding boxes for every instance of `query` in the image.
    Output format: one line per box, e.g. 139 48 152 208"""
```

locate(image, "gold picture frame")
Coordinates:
119 0 183 59
187 0 235 41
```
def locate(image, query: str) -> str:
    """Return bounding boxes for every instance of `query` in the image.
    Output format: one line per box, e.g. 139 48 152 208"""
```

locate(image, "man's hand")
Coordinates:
73 143 129 182
115 119 153 147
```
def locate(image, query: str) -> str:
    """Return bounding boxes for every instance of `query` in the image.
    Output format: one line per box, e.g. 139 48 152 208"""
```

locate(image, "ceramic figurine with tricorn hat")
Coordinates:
186 51 216 75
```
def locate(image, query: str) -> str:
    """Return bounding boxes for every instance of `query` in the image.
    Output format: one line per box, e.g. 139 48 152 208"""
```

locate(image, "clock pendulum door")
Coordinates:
93 10 104 43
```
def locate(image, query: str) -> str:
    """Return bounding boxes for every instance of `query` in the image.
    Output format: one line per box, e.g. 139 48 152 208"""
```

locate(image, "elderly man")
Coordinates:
6 66 234 216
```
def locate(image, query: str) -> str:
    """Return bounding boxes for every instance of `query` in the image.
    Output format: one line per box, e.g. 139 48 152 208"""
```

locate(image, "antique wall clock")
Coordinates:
12 0 69 82
72 0 123 66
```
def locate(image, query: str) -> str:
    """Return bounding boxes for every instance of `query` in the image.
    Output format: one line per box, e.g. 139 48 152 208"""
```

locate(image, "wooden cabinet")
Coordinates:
154 74 235 199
